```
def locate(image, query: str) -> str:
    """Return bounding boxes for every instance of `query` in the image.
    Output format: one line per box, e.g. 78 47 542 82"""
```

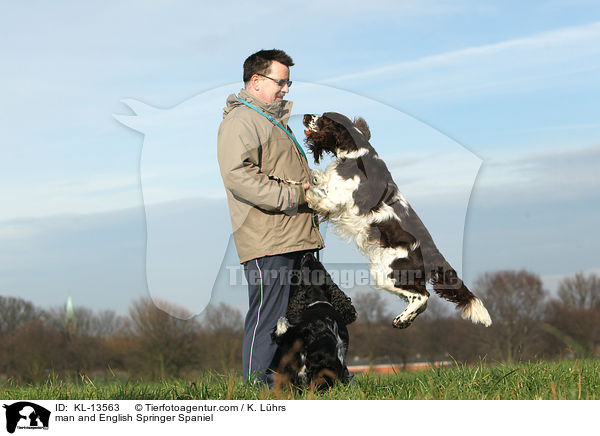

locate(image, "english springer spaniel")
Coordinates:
303 112 492 329
269 252 357 390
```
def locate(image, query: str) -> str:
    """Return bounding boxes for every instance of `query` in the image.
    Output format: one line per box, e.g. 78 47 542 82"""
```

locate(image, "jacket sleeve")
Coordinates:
217 116 305 214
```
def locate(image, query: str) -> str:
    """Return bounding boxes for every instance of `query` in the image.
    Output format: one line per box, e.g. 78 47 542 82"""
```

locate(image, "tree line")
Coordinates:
349 269 600 366
0 298 243 383
0 269 598 383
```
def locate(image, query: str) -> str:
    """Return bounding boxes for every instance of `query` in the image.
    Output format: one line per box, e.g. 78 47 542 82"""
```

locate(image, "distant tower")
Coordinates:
65 296 77 337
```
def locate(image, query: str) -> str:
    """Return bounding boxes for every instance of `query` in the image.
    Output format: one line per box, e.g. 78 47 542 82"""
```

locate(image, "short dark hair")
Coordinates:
243 49 294 83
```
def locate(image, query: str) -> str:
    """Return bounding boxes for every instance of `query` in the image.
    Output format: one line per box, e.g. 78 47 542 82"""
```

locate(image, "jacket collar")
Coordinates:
223 89 293 124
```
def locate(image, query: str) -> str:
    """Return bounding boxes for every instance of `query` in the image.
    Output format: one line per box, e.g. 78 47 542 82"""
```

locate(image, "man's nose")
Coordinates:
281 83 290 93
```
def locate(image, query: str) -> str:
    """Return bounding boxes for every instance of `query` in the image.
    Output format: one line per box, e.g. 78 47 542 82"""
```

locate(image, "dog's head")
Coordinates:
303 113 371 164
271 307 350 390
301 313 349 390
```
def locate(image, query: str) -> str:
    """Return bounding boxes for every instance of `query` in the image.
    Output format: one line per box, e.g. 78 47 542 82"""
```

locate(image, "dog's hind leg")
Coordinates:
391 291 429 329
369 247 430 328
371 280 429 329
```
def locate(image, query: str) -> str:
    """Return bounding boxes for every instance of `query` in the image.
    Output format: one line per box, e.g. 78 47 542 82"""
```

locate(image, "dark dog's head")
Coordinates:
271 306 350 391
303 112 371 164
301 310 350 390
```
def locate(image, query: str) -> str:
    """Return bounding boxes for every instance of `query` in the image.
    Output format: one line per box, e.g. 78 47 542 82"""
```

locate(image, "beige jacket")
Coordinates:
217 89 324 263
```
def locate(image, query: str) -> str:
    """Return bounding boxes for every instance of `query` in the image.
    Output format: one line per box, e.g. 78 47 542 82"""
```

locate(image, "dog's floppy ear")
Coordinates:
353 117 371 140
329 288 358 325
306 253 358 325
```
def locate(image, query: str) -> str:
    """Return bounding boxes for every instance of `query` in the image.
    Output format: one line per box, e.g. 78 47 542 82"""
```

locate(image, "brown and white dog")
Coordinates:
303 112 492 329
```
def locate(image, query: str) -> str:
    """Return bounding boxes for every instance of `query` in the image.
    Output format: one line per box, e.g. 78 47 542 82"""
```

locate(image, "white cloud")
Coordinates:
322 21 600 83
319 20 600 104
0 174 142 223
0 222 41 241
475 144 600 204
513 122 600 133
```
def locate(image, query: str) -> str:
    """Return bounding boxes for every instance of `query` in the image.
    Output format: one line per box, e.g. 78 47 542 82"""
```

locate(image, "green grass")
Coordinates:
2 359 599 400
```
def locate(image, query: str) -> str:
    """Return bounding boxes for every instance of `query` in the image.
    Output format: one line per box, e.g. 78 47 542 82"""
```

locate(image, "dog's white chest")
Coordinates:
323 162 361 204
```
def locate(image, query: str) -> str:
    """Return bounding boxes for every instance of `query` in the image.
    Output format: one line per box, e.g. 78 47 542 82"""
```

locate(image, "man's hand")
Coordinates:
303 182 310 190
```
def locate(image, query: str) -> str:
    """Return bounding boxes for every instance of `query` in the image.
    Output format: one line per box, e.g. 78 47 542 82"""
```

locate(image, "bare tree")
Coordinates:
44 304 130 338
350 290 391 365
200 303 243 371
3 320 65 383
91 310 130 337
557 272 600 310
0 296 41 334
0 296 47 377
474 270 547 362
128 297 200 379
408 299 454 363
544 272 600 358
353 290 389 325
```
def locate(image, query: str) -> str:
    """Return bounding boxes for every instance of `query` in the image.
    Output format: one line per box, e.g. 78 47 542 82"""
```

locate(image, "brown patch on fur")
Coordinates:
311 368 337 391
272 339 304 392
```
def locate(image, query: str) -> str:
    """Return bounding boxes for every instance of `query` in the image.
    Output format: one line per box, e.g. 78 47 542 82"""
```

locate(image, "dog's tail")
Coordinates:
431 266 492 327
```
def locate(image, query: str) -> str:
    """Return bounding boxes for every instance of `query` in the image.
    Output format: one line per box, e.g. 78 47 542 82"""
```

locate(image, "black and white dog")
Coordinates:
269 252 357 390
303 112 492 329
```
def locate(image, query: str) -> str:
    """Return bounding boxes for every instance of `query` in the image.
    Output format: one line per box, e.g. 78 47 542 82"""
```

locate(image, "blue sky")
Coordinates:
1 1 599 318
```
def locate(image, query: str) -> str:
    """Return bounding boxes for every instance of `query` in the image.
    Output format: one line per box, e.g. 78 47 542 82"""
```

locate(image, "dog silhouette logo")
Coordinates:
3 402 51 434
114 83 481 319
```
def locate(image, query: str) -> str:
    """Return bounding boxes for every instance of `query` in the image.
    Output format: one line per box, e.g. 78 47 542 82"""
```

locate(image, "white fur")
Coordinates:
308 166 411 292
337 147 369 159
461 297 492 327
298 353 308 384
307 156 490 329
393 293 429 328
275 317 290 336
330 319 347 366
306 116 319 132
307 163 432 326
308 166 407 254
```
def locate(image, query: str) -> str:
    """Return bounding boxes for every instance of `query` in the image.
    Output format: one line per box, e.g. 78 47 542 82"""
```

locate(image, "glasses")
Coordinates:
256 73 292 88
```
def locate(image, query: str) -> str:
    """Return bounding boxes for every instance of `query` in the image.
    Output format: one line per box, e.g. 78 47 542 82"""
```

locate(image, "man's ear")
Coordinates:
251 76 259 91
353 117 371 140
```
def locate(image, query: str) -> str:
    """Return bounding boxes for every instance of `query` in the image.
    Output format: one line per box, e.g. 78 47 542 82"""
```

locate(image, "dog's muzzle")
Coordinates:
303 114 319 133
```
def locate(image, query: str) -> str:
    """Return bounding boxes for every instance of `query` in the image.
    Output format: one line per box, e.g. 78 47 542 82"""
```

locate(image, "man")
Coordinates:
217 49 324 384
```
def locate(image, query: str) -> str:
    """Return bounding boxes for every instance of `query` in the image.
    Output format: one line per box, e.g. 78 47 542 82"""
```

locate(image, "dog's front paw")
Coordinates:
305 184 324 206
308 170 328 198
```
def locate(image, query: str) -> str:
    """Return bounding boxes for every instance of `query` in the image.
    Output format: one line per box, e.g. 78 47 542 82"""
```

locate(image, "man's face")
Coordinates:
251 60 290 103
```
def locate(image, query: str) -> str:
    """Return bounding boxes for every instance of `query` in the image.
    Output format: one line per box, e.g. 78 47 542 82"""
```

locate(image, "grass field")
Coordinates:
2 359 599 400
